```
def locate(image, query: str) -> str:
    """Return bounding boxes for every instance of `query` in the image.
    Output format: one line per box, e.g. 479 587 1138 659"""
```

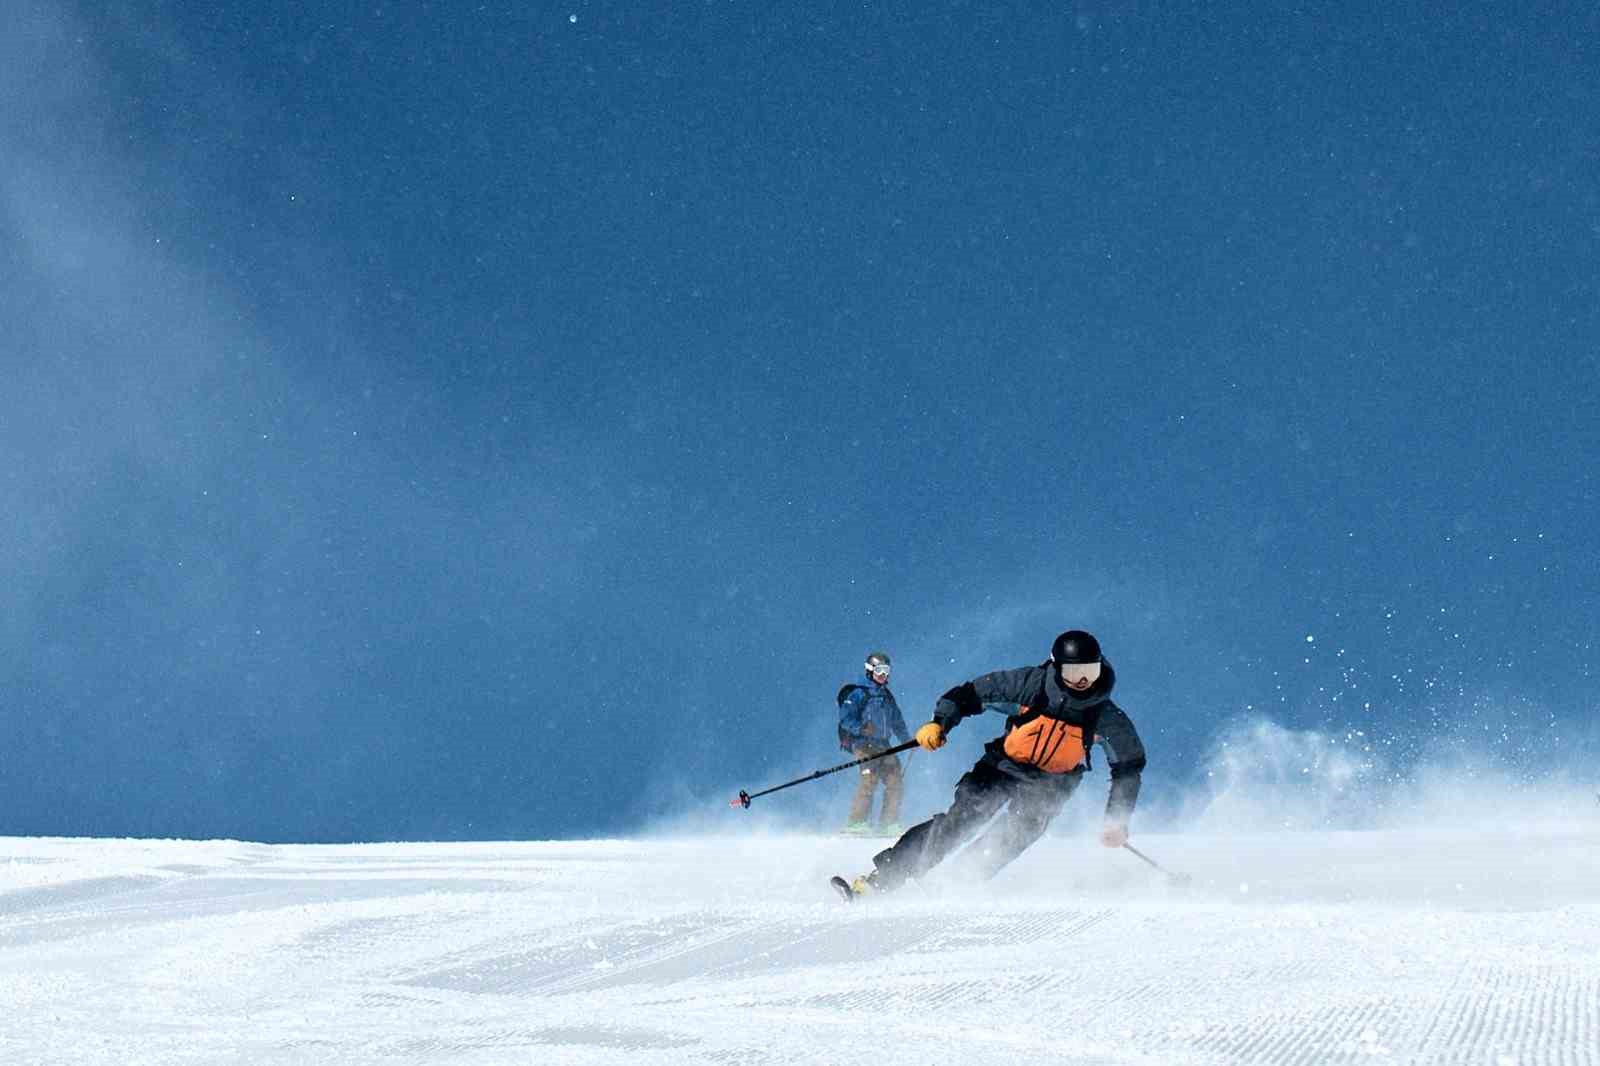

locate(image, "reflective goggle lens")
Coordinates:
1059 661 1102 685
866 662 891 677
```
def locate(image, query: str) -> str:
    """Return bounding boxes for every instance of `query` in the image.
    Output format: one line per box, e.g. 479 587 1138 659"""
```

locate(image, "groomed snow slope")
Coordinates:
3 828 1598 1065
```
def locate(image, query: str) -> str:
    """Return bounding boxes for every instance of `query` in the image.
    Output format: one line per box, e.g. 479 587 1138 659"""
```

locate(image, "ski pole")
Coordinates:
731 740 919 809
1123 842 1193 886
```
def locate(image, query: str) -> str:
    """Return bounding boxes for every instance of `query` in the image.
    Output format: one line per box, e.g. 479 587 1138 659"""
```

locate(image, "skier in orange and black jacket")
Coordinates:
843 629 1146 896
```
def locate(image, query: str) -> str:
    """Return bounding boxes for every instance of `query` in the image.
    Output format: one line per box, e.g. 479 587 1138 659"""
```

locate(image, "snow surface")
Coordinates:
3 827 1598 1065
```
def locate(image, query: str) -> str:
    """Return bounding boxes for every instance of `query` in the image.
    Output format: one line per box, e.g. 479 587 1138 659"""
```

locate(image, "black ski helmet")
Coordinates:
1050 630 1101 665
865 651 891 670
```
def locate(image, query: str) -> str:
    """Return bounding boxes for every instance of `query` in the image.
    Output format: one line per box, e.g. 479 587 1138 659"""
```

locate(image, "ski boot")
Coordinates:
829 870 880 903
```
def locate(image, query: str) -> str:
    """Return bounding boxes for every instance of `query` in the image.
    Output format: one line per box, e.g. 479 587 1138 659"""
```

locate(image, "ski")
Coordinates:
829 875 856 903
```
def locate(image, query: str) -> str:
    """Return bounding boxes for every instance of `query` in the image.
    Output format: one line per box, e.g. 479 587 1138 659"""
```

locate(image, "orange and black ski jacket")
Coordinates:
931 659 1146 822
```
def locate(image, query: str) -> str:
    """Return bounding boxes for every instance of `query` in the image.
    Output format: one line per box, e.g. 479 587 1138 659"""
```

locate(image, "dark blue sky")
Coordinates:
3 3 1596 842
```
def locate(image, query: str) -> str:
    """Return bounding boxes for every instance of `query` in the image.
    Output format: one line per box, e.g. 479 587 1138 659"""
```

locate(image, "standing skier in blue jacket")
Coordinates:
836 651 912 835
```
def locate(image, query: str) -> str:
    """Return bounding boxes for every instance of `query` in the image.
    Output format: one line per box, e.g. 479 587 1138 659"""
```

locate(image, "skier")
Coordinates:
834 630 1145 898
836 651 912 836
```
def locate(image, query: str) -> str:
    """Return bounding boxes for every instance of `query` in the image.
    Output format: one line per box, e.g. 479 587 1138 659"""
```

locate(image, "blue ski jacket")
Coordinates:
838 675 911 750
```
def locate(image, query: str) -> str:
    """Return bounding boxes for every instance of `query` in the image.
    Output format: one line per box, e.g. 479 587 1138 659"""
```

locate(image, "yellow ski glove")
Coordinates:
915 722 946 751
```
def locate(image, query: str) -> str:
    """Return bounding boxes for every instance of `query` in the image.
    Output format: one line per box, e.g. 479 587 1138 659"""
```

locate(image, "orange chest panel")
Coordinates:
1001 715 1087 773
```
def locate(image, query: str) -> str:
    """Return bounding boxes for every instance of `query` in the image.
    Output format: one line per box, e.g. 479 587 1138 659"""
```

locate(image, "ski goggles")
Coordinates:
1058 661 1102 686
865 661 892 678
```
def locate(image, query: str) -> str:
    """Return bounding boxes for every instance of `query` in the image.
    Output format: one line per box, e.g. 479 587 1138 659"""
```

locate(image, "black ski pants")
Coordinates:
871 755 1080 889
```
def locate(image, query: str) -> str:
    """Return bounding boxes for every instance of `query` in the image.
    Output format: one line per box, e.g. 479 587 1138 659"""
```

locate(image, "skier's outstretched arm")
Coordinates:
916 667 1035 750
1095 702 1146 845
930 667 1035 733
